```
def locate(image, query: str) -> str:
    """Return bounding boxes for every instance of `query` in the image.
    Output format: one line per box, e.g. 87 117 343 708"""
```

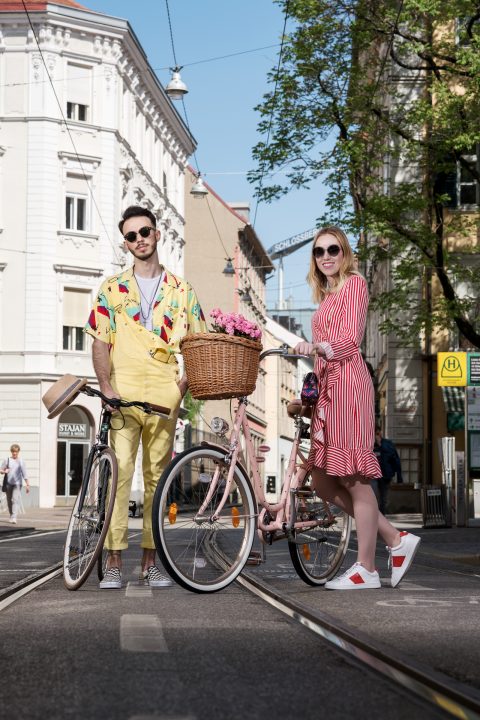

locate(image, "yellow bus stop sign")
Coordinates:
437 352 467 386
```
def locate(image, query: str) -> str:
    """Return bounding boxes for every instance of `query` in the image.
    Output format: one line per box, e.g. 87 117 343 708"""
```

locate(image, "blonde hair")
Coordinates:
307 226 360 303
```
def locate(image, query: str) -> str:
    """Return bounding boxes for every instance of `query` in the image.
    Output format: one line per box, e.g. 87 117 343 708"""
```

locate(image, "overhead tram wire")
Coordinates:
252 0 290 228
21 0 123 267
0 44 282 90
163 0 231 265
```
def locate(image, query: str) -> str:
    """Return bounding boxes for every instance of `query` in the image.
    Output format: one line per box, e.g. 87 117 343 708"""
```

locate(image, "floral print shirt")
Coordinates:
84 266 206 362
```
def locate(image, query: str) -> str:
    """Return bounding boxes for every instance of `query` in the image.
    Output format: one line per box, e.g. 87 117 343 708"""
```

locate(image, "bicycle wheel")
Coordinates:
288 482 352 586
152 446 256 593
64 447 117 590
97 546 108 582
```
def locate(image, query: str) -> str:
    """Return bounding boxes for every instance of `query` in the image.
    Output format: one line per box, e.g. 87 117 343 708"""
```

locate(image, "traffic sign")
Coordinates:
468 353 480 386
437 352 467 387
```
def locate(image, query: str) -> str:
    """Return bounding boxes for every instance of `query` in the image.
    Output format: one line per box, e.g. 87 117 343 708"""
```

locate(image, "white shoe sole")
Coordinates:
325 581 381 590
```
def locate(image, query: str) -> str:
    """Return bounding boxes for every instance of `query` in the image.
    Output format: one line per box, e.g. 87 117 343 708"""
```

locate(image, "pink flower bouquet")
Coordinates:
210 309 261 341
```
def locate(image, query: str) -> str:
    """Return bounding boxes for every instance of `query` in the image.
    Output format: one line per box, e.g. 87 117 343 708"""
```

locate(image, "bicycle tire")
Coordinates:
288 483 352 585
152 445 256 593
64 447 117 590
97 546 108 582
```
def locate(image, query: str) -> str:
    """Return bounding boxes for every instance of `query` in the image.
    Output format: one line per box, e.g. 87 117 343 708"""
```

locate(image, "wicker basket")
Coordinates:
180 332 262 400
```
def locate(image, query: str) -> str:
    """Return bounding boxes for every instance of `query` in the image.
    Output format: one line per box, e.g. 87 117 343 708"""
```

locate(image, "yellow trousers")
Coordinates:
106 344 181 550
106 405 177 549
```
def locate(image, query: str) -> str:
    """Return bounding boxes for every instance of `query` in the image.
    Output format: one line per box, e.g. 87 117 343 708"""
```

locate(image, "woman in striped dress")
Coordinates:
295 227 420 590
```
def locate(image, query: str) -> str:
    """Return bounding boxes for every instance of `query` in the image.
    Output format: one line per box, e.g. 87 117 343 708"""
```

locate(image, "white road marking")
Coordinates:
120 614 168 653
0 530 66 543
129 716 195 719
125 582 152 598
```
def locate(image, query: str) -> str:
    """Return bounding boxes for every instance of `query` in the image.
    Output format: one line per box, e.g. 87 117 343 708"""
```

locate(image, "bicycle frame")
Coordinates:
197 395 335 542
76 407 112 515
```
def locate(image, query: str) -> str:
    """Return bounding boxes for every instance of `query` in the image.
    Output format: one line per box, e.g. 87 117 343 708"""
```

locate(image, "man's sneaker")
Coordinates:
9 517 17 524
325 562 381 590
142 566 172 587
388 532 421 588
99 567 122 589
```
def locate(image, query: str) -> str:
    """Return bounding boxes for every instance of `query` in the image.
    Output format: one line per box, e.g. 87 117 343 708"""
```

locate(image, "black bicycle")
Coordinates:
63 385 170 590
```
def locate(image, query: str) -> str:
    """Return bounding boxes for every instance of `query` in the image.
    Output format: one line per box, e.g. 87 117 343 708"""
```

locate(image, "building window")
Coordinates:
62 288 91 353
63 326 85 351
66 194 87 231
66 63 92 123
67 102 88 122
398 446 421 485
458 145 480 207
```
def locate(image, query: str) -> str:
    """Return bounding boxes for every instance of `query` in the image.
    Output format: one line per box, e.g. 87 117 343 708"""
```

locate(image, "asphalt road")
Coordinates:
0 528 457 720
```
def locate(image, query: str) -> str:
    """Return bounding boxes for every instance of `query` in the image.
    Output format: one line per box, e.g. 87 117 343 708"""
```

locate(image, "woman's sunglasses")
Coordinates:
312 244 342 259
124 226 155 243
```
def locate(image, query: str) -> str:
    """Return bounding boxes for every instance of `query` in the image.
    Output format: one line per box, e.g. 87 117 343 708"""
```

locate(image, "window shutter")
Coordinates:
63 289 91 327
67 63 92 106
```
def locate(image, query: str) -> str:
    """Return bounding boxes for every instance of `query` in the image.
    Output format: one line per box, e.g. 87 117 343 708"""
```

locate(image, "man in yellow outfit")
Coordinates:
85 205 206 589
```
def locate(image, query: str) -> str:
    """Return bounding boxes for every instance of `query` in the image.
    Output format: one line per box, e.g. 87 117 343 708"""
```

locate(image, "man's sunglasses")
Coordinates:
124 226 155 243
312 244 342 259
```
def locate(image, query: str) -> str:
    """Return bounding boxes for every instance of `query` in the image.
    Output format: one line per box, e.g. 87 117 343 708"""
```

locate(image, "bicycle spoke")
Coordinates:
153 447 255 592
63 448 117 590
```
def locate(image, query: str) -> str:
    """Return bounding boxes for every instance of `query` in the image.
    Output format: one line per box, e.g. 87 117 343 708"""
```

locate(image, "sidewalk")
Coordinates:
0 505 72 533
1 506 479 566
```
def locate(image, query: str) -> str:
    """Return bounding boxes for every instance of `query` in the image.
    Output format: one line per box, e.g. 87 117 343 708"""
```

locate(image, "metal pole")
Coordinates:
277 257 284 310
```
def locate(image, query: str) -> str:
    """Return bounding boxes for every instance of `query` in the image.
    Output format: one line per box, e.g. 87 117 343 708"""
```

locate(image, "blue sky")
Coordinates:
91 0 327 325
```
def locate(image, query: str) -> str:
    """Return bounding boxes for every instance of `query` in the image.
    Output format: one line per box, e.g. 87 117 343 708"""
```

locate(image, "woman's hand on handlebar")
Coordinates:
294 341 323 357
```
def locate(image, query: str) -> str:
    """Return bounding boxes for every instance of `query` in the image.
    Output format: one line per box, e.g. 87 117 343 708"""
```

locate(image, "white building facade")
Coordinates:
0 0 195 507
263 316 312 503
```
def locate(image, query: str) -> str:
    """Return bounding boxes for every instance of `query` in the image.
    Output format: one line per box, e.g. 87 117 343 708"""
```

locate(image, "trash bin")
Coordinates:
421 485 451 528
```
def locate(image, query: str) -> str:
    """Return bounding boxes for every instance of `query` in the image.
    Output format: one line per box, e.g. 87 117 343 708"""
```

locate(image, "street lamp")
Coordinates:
223 258 235 275
166 66 188 100
190 173 208 198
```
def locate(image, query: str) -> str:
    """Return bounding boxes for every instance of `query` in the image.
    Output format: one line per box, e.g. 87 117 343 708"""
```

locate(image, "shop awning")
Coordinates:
442 386 465 413
442 386 465 431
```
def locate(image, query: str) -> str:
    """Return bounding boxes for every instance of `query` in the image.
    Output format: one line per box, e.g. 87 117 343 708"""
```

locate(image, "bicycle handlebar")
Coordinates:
259 344 313 361
81 385 171 417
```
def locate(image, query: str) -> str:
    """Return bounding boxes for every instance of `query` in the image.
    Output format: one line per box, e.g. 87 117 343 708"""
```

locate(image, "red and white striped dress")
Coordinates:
307 274 381 479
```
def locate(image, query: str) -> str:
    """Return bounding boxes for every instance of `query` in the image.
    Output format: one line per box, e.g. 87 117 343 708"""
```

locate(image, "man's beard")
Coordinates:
132 246 157 262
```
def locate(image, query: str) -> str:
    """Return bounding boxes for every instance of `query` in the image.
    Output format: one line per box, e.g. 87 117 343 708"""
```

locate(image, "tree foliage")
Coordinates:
250 0 480 347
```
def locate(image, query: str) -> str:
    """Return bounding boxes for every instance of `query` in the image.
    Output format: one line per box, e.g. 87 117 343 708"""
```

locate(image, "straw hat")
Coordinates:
42 374 89 419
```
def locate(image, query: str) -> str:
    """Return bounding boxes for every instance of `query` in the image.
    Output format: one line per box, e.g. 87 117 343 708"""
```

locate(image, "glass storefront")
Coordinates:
56 406 92 497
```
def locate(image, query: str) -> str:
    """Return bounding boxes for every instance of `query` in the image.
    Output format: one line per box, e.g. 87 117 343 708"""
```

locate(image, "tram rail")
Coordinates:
239 570 480 720
2 548 480 720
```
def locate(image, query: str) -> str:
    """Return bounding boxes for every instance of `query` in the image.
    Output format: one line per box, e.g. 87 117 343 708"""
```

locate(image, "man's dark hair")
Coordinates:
118 205 156 235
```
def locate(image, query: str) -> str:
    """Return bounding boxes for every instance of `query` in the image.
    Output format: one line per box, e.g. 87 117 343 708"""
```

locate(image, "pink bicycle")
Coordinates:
152 347 352 593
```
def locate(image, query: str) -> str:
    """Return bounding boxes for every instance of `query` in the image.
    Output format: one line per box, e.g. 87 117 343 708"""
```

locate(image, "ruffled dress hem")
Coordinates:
307 444 381 479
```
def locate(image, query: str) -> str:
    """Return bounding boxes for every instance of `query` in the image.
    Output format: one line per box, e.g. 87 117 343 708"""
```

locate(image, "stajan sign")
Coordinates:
59 423 87 438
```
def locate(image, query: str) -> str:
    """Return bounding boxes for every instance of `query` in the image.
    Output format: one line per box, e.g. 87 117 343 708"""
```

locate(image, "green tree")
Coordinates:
250 0 480 347
182 390 204 428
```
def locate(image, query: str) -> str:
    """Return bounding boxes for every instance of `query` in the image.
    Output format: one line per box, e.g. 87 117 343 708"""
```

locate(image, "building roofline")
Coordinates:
187 165 274 270
0 1 196 156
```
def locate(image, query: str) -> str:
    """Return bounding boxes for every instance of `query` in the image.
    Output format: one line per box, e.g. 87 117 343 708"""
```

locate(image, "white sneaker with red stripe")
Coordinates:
325 562 381 590
388 532 421 588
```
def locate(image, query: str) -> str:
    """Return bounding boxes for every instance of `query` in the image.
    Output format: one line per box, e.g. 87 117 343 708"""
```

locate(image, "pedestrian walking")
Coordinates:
85 205 206 589
0 444 30 524
294 226 420 589
372 429 403 515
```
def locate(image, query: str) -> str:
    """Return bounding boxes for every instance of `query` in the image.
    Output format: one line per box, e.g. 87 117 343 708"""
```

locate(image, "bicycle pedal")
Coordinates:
246 550 263 566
